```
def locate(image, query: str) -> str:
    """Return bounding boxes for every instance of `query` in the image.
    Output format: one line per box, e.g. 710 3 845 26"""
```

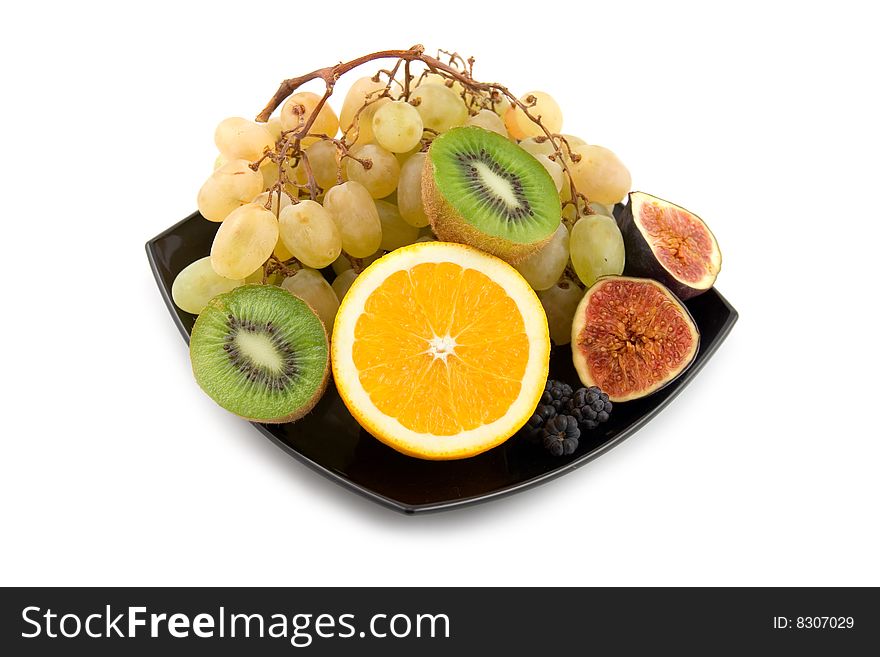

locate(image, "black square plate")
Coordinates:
147 211 737 514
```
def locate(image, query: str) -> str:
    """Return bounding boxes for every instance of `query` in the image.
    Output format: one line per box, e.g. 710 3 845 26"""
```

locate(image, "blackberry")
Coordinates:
542 379 573 412
541 414 580 456
565 386 613 430
524 402 556 441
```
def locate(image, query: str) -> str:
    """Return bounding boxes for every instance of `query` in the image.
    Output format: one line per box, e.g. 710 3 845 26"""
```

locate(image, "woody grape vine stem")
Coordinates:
255 44 591 220
250 44 592 281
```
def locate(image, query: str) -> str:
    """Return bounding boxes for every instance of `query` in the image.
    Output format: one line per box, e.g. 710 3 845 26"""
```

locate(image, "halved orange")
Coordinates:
331 241 550 460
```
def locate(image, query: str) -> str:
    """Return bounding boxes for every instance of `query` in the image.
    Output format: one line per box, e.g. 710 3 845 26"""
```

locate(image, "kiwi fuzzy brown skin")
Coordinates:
421 159 551 264
189 284 330 424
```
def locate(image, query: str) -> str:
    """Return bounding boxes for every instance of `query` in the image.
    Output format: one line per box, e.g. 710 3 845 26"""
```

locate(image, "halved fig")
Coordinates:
618 192 721 300
571 276 699 402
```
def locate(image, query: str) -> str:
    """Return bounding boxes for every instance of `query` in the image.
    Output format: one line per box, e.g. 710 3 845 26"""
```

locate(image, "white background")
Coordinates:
2 1 878 586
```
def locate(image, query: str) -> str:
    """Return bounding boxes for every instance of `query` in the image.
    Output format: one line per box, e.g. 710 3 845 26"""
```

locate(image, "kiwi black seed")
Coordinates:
422 126 561 263
189 284 329 423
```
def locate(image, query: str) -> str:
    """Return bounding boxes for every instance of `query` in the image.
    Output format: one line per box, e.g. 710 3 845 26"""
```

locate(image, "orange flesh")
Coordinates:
578 279 695 399
352 262 527 435
640 202 712 283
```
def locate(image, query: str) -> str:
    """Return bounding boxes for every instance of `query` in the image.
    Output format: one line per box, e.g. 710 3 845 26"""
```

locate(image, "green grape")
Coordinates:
266 116 284 141
560 172 573 202
465 109 508 137
568 144 631 205
397 152 429 227
273 235 294 262
518 136 557 158
534 154 564 193
514 223 570 291
345 144 400 199
322 181 382 257
589 201 614 217
331 253 353 276
537 278 584 345
506 91 563 140
214 117 274 161
352 98 391 144
304 139 342 191
171 256 244 314
569 213 626 287
281 268 339 331
278 200 342 269
518 139 564 192
417 72 465 97
280 92 339 146
490 93 512 118
372 100 424 153
339 77 389 141
410 84 468 133
375 200 419 251
262 157 298 193
210 203 279 279
197 159 263 222
244 268 283 285
253 190 292 215
331 269 359 302
259 158 279 191
419 129 438 148
562 176 622 215
394 145 421 168
559 175 580 222
520 136 580 170
561 197 612 223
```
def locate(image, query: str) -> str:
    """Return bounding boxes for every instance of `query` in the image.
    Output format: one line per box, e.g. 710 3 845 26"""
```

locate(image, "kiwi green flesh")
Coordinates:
428 126 560 245
190 285 329 423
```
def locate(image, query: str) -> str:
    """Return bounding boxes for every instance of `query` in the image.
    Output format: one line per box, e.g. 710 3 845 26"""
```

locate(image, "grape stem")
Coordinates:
265 254 302 280
255 44 592 219
343 253 368 274
298 151 318 201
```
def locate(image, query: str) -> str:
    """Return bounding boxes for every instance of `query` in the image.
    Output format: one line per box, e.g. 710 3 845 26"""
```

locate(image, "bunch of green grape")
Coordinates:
504 96 632 345
173 64 633 346
173 74 464 329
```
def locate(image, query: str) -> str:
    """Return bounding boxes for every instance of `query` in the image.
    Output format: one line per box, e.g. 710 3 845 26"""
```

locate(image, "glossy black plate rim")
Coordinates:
147 213 738 514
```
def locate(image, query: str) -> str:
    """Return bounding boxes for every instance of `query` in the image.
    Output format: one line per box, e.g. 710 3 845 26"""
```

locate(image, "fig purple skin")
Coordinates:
617 192 721 300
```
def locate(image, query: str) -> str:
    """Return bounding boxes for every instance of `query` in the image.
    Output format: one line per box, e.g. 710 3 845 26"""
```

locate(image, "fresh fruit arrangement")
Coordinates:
169 45 724 462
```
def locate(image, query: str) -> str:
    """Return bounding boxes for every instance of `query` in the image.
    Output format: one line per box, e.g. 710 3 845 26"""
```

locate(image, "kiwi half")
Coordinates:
422 126 561 263
189 285 329 423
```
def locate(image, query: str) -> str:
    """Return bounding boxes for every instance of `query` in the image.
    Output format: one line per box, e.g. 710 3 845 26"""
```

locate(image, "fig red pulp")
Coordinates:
639 203 713 284
576 278 697 401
